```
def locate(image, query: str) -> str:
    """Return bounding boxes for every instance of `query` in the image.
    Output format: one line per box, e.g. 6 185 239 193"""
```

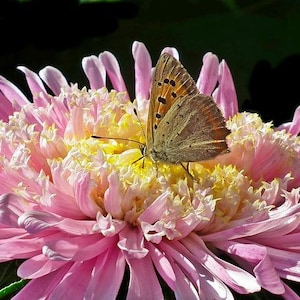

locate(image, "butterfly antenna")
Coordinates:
91 135 144 147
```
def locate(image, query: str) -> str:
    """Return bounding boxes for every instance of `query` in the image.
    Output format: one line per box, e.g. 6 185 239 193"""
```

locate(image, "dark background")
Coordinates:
1 0 300 127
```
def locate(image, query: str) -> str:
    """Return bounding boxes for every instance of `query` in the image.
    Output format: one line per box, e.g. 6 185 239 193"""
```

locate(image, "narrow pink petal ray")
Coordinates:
0 237 41 261
0 90 14 121
73 171 99 218
252 249 285 294
132 41 152 101
103 173 124 218
277 105 300 136
147 242 176 290
126 254 164 299
215 59 239 119
82 55 106 90
196 52 219 95
12 264 71 300
118 226 149 259
17 66 49 107
85 248 126 299
99 51 129 97
289 105 300 136
281 282 300 300
38 66 69 96
44 235 117 262
172 263 201 299
18 253 69 279
184 234 261 294
0 75 29 108
0 193 25 227
50 259 95 300
214 240 284 294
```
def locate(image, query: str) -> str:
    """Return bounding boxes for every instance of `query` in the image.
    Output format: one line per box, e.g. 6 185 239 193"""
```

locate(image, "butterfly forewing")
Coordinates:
147 53 198 146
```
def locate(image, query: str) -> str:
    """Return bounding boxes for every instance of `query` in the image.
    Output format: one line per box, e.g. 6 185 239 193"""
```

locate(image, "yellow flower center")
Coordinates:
3 87 276 237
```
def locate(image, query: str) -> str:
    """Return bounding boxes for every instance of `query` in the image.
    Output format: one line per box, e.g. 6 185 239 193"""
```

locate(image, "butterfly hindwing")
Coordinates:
153 93 230 163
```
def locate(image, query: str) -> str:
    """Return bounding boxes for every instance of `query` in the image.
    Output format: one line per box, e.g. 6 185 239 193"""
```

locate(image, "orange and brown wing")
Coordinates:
146 53 198 147
154 93 230 163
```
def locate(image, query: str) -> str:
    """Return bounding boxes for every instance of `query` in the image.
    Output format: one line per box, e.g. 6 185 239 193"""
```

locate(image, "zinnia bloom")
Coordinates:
0 41 300 299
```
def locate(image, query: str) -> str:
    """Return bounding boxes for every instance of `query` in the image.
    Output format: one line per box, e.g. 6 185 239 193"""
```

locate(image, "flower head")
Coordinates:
0 41 300 299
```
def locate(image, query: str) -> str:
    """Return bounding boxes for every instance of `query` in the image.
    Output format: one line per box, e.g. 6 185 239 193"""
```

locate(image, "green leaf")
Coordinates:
0 279 28 300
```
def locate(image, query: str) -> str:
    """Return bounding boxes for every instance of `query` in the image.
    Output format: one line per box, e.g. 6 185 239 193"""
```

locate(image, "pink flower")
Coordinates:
0 41 300 299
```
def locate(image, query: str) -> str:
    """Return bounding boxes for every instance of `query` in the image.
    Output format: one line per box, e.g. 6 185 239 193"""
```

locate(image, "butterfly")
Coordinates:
144 52 230 164
92 53 230 169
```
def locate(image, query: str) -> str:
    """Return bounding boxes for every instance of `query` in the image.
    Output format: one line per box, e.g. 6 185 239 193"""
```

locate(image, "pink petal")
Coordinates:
82 55 106 89
215 240 284 294
147 242 176 290
0 90 15 121
277 105 300 136
252 249 285 294
0 236 41 261
185 234 261 294
85 248 126 299
158 240 201 292
203 210 300 242
281 282 300 300
50 260 94 300
132 41 152 100
13 264 70 300
94 212 126 236
288 112 300 134
17 210 95 236
0 75 29 108
44 235 114 261
196 52 219 95
18 211 62 233
172 263 201 299
159 240 232 298
139 191 169 224
0 193 25 226
39 189 85 220
17 66 49 107
214 60 239 119
18 253 68 278
118 226 149 259
39 66 69 95
53 218 95 235
104 172 125 218
266 247 300 281
73 171 99 218
99 51 128 96
126 254 164 299
161 47 179 60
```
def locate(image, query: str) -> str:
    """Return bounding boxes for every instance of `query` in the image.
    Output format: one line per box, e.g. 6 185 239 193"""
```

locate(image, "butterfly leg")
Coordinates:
179 162 198 182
